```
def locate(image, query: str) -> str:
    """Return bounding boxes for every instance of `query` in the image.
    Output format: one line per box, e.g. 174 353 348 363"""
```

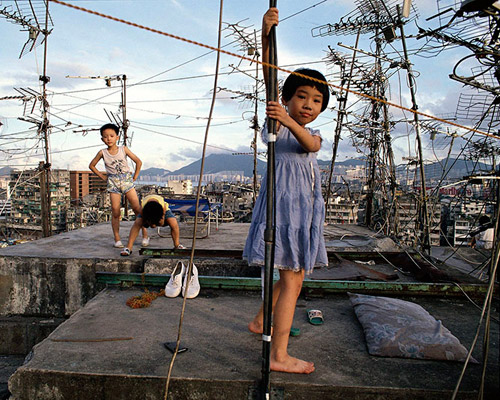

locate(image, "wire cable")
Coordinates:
163 1 224 399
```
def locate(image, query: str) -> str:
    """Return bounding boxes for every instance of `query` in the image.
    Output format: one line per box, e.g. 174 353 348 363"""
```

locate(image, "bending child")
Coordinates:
120 194 185 256
243 7 329 374
89 123 148 248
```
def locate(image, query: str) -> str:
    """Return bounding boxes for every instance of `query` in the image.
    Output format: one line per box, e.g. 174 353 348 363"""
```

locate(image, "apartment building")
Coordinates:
8 168 71 234
325 196 358 224
396 194 441 247
70 170 107 203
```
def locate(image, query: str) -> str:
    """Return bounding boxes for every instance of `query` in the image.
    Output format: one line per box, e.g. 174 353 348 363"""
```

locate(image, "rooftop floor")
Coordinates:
0 220 401 260
8 287 499 399
1 221 498 399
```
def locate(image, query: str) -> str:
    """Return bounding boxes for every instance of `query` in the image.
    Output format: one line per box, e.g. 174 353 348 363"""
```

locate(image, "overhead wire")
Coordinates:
129 123 237 153
48 0 496 139
162 1 224 399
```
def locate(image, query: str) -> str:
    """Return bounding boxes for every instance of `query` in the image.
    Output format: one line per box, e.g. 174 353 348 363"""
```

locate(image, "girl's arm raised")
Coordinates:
265 101 322 152
124 147 142 181
89 151 107 181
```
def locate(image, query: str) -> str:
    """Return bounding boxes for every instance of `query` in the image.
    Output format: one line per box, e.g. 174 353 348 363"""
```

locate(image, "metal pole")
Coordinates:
381 85 399 236
252 32 260 207
40 0 51 237
364 31 382 228
121 74 128 146
121 74 129 218
262 0 277 398
397 5 431 252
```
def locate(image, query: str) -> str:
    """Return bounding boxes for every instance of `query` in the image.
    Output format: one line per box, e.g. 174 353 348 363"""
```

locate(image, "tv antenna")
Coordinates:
66 74 131 146
224 20 262 205
1 0 54 236
0 0 53 58
312 0 422 243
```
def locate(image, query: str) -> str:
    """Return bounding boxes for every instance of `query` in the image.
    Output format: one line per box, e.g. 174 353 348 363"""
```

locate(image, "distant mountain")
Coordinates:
318 158 365 168
140 167 171 177
169 153 267 177
397 158 493 180
0 166 12 176
139 155 365 178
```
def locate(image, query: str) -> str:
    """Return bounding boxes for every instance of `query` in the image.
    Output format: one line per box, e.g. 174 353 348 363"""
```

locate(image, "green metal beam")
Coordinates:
138 248 408 261
96 272 493 298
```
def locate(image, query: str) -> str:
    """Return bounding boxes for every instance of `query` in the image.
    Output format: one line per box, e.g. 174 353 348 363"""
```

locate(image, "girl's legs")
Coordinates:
248 279 281 334
249 269 314 374
110 193 122 242
270 269 314 374
125 188 147 239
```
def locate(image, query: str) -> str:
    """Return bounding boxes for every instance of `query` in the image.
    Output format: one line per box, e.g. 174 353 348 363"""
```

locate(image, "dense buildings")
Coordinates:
70 170 107 204
7 168 70 237
0 161 494 249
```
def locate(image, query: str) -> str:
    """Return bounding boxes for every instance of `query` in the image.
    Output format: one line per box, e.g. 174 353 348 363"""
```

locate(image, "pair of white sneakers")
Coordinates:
165 261 200 299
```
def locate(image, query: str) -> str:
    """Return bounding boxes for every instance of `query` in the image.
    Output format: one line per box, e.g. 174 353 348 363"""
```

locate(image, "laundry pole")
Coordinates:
261 0 278 398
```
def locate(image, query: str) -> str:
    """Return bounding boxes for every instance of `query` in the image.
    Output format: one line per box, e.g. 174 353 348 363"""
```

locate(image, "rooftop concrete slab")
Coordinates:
0 221 401 261
0 221 408 318
9 287 499 399
1 221 496 399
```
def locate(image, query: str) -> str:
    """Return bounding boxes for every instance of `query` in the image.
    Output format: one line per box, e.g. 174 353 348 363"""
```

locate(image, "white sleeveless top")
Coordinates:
101 146 130 175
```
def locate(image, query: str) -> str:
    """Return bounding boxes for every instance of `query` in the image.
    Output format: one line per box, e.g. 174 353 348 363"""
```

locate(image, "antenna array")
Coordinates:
0 0 53 58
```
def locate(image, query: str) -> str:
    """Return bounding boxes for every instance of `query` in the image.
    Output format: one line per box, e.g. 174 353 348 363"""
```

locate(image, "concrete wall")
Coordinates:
0 255 142 355
0 256 140 317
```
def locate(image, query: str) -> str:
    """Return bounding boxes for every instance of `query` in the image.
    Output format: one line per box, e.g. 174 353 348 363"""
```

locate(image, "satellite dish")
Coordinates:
402 0 412 18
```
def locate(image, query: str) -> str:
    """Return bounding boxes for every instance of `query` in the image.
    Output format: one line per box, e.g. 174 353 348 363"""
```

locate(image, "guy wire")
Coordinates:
163 0 224 399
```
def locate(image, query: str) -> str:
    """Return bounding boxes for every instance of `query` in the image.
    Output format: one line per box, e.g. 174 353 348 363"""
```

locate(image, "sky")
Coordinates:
0 0 485 173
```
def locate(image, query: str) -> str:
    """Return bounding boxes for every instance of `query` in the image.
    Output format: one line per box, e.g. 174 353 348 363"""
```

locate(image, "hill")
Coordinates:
0 166 12 176
318 158 365 168
397 158 493 180
168 153 268 177
140 167 171 177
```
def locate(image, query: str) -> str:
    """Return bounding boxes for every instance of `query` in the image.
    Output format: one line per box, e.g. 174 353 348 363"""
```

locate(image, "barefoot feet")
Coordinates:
248 319 264 334
271 354 315 374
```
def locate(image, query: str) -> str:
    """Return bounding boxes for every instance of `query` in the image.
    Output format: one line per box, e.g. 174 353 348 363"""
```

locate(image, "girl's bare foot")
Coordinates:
248 320 263 334
271 354 315 374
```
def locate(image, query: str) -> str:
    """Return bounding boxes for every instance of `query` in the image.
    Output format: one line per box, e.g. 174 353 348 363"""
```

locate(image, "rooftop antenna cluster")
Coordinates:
0 0 54 237
313 0 425 244
223 19 262 205
417 0 499 168
0 0 53 58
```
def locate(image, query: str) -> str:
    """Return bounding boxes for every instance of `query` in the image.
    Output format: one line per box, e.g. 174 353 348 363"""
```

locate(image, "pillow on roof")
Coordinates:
348 292 475 362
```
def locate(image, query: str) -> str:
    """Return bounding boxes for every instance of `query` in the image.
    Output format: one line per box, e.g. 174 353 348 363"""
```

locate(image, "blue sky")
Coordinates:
0 0 479 172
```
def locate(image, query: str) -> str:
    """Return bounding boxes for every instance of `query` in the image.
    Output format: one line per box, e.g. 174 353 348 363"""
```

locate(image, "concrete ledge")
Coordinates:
144 257 260 277
8 369 482 400
0 256 140 317
8 289 498 400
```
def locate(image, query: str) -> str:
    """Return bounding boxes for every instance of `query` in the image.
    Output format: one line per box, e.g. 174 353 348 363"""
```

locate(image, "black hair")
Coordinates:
141 201 164 228
282 68 330 112
100 123 120 136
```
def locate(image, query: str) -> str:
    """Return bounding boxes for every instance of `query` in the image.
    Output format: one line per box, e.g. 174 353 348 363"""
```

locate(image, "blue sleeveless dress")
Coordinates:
243 123 328 274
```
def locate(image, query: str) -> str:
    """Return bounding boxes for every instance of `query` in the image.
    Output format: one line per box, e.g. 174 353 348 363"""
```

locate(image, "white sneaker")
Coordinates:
114 240 124 248
182 263 200 299
165 261 185 298
142 237 150 247
175 244 186 250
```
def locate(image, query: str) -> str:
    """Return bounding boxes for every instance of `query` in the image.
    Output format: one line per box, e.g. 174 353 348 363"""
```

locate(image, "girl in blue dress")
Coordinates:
243 7 329 374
